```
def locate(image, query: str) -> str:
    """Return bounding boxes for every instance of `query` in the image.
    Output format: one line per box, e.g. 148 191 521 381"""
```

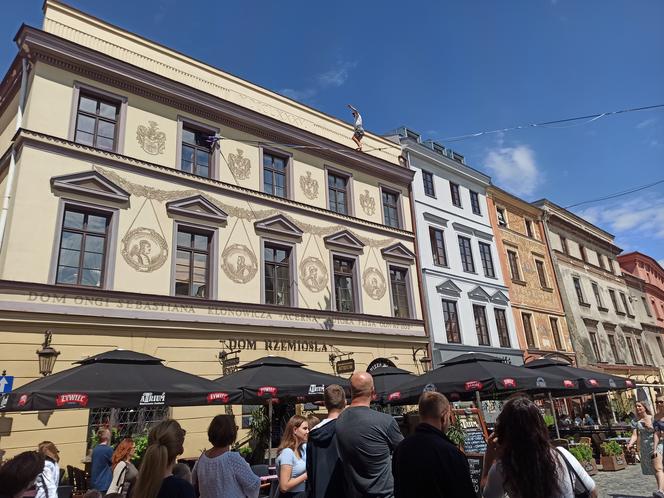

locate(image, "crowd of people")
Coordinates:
0 370 612 498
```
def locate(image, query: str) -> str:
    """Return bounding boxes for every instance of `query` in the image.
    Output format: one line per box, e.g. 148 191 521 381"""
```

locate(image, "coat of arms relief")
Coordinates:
299 171 319 200
136 121 166 155
360 190 376 216
228 148 251 180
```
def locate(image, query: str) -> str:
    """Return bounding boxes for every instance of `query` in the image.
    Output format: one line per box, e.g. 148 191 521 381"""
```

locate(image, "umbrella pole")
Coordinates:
475 391 486 426
268 399 273 467
608 392 618 424
549 392 560 439
592 393 602 426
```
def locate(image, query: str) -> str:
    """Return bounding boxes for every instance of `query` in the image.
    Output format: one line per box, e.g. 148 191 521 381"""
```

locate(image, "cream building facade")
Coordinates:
0 2 427 464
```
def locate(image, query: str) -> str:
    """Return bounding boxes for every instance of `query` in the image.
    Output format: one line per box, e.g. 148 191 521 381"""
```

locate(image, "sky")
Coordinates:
1 0 663 264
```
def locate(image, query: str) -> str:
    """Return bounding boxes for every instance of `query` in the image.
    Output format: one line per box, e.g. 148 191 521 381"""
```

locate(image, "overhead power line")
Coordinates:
565 178 664 209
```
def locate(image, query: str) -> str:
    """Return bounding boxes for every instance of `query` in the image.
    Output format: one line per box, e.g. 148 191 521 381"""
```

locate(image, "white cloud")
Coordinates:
279 59 357 104
576 195 664 240
483 144 543 197
278 88 317 102
658 259 664 268
637 117 658 129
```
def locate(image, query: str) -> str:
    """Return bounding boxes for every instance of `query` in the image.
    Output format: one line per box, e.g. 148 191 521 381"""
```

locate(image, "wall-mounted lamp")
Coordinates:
36 330 60 376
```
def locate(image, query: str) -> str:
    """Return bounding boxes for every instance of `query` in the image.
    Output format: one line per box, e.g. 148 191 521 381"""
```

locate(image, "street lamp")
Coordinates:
36 330 60 376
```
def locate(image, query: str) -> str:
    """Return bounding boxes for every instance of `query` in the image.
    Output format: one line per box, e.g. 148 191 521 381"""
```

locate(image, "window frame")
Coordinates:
478 242 495 278
637 337 648 365
550 317 563 351
619 292 633 317
329 251 361 313
176 116 219 180
473 304 491 346
449 182 462 208
325 166 353 216
259 146 293 200
573 277 589 306
626 336 638 364
494 308 511 348
506 249 522 282
380 186 403 229
429 227 448 267
522 312 536 349
458 236 476 273
422 170 436 198
470 191 481 215
261 238 297 307
608 289 624 315
656 336 664 358
442 299 462 343
588 329 602 362
170 222 218 300
591 282 607 311
535 258 549 288
50 199 119 290
525 219 535 238
560 236 569 254
387 264 414 319
496 207 508 227
69 83 128 154
608 333 622 363
642 296 653 317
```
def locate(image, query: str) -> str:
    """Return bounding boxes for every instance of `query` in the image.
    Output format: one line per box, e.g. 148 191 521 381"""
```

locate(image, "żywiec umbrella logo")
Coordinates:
18 394 28 407
535 377 546 388
140 392 166 406
388 392 401 402
258 386 278 397
56 393 88 407
308 384 325 396
588 379 598 387
502 378 517 389
207 392 230 404
626 380 634 388
464 381 483 391
563 379 575 388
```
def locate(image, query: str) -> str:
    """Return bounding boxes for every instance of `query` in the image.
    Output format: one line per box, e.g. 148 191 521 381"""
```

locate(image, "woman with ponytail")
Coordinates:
130 420 195 498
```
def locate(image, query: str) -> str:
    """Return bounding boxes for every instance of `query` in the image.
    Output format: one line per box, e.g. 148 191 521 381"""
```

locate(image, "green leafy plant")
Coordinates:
569 443 593 463
132 433 149 466
543 414 555 428
600 440 623 457
446 417 466 448
238 446 252 459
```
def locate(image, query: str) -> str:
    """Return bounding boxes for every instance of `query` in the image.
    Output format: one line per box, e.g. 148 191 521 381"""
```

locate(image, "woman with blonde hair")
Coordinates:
276 415 309 498
106 438 138 497
35 441 60 498
130 420 195 498
627 400 664 497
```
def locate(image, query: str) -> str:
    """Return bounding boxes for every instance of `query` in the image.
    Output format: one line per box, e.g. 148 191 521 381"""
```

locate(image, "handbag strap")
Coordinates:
556 447 588 494
115 462 127 487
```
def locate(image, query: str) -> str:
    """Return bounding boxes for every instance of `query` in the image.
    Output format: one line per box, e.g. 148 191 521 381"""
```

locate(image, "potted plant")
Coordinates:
568 443 597 475
446 417 466 451
600 440 626 471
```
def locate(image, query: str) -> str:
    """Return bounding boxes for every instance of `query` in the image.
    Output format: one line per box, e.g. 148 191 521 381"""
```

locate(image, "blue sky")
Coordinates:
1 1 663 263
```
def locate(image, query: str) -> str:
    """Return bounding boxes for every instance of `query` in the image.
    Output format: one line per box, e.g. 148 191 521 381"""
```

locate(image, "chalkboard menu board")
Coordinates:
455 409 489 455
466 454 484 498
464 428 488 454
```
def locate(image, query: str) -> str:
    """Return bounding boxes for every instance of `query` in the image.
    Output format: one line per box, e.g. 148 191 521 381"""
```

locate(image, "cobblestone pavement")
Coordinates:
595 463 659 498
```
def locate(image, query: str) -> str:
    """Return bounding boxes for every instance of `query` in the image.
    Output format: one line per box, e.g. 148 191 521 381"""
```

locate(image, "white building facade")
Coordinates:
392 128 522 366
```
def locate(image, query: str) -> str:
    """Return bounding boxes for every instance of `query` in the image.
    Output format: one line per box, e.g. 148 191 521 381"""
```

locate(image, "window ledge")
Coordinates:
540 286 554 293
616 311 626 316
579 301 591 308
512 279 527 286
627 314 636 319
425 193 437 199
464 270 479 275
598 306 609 312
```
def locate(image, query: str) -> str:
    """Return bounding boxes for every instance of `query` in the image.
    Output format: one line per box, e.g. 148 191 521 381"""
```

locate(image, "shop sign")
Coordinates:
258 386 278 397
140 392 166 406
465 380 483 391
221 339 334 352
336 359 355 374
502 378 517 389
56 393 88 407
367 358 396 372
308 384 325 395
207 392 230 404
563 379 575 388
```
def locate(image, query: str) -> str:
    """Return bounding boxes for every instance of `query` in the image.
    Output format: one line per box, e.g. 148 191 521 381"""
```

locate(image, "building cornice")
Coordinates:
15 25 414 186
14 129 415 241
403 140 491 186
546 215 622 255
0 54 22 117
487 185 542 218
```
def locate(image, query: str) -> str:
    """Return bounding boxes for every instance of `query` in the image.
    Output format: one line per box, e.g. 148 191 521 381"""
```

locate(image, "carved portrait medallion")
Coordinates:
221 244 258 284
136 121 166 155
299 256 328 292
299 171 319 200
121 227 169 272
362 267 387 300
360 190 376 216
228 148 251 180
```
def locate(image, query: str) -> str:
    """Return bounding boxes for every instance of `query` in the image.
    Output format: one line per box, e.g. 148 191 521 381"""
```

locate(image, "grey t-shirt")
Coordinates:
336 406 404 498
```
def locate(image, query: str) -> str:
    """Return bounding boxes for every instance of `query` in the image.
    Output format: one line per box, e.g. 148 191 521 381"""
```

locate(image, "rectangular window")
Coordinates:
580 245 588 262
333 256 355 312
536 260 548 288
522 313 536 348
175 228 210 298
74 92 119 151
608 334 621 363
56 207 110 288
382 190 401 228
495 309 511 347
328 172 349 214
654 299 662 319
573 277 587 305
264 244 291 306
608 289 621 314
606 258 614 274
550 317 563 351
657 336 664 357
598 255 607 270
560 236 569 254
637 338 648 365
525 219 534 238
422 170 435 197
442 299 461 343
588 330 602 362
479 242 495 278
620 292 632 316
473 305 490 346
389 267 411 318
591 283 603 309
180 125 212 178
429 227 448 267
450 182 462 207
263 152 288 198
458 236 475 273
642 297 653 317
627 337 637 364
470 191 481 215
496 208 507 227
507 250 521 281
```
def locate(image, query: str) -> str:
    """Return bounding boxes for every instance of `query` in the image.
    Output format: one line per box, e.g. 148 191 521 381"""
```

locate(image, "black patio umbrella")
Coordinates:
370 366 417 404
0 349 240 412
524 358 635 393
386 353 578 404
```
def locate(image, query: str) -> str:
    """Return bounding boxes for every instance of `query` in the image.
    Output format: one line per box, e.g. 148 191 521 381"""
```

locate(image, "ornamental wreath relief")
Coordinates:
221 244 258 284
299 256 328 292
299 171 319 200
362 267 387 300
228 148 251 180
136 121 166 155
121 227 169 272
360 190 376 216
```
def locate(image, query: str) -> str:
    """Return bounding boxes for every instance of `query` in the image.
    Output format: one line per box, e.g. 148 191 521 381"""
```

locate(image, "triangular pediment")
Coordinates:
490 290 510 305
166 195 228 225
50 171 130 204
324 230 365 253
468 286 491 302
381 243 416 263
436 279 462 297
254 214 303 241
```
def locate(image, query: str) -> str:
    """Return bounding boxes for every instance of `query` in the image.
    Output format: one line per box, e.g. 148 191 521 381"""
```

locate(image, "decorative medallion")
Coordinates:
228 148 251 180
360 190 376 216
221 244 258 284
299 256 328 292
299 171 319 200
362 267 387 300
136 121 166 155
121 227 169 272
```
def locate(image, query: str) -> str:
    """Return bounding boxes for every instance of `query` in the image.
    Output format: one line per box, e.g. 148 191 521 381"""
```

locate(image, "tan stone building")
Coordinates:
486 188 573 363
0 2 427 464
